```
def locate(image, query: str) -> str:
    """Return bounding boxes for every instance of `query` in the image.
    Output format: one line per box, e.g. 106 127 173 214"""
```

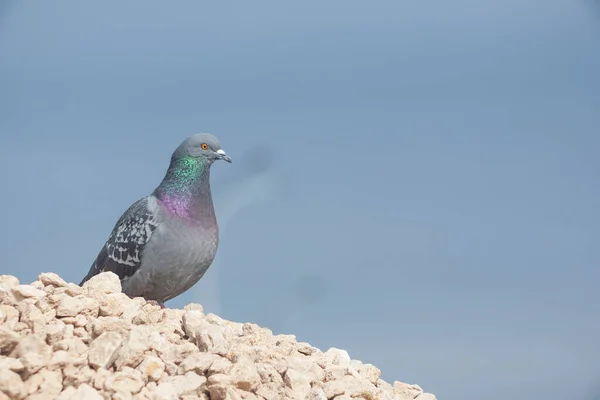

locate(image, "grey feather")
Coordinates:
80 133 232 306
79 197 158 284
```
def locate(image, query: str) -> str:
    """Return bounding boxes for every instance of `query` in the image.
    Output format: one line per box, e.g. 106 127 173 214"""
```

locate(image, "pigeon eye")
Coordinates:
201 143 209 150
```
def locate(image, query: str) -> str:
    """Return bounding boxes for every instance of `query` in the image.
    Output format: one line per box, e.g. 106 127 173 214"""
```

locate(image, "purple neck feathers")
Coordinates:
153 157 215 222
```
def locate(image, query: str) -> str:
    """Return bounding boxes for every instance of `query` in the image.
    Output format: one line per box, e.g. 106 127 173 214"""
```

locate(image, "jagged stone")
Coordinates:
0 272 436 400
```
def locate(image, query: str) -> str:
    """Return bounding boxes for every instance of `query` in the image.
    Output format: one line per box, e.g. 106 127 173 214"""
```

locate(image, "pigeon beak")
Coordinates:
216 149 232 163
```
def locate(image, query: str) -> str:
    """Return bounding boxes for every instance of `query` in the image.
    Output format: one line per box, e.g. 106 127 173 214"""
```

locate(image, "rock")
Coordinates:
78 296 100 317
196 325 229 354
393 382 424 399
0 289 16 305
53 338 87 354
0 368 25 399
179 352 220 375
296 342 318 355
320 348 351 368
114 341 148 370
415 394 437 400
67 383 103 400
182 310 204 339
88 317 131 338
113 391 134 400
132 303 164 325
207 373 231 386
0 356 25 372
81 271 121 294
55 386 77 400
122 298 145 322
273 334 297 356
168 371 206 396
0 325 20 354
93 368 111 390
30 280 44 290
208 356 233 375
0 272 436 400
0 305 19 330
23 370 45 396
99 293 127 317
323 365 347 382
12 285 46 301
36 368 63 396
323 380 346 398
104 367 144 394
45 322 67 344
283 368 311 396
88 331 124 369
287 354 316 372
183 303 204 312
157 341 198 364
229 358 261 391
255 384 282 400
73 326 90 342
137 355 165 382
358 364 382 384
208 383 243 400
151 382 179 400
0 275 19 289
12 335 53 377
56 295 85 318
26 393 59 400
255 363 284 385
47 350 86 370
59 315 87 327
63 365 95 387
163 361 178 376
42 309 57 324
306 388 328 400
376 378 394 392
37 273 67 288
66 283 84 296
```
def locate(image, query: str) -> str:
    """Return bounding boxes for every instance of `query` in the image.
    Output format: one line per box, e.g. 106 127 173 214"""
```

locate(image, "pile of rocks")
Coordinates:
0 272 437 400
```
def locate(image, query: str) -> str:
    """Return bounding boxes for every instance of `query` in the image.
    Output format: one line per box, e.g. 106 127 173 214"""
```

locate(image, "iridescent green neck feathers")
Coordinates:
153 156 214 221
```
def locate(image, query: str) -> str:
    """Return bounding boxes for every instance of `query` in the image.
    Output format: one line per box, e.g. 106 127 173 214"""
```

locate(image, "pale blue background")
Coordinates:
1 1 599 399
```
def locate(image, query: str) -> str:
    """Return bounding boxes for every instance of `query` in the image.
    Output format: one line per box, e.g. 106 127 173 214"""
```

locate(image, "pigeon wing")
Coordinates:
80 197 159 285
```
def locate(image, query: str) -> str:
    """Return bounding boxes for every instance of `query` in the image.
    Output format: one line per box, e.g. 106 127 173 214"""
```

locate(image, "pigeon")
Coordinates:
80 133 232 307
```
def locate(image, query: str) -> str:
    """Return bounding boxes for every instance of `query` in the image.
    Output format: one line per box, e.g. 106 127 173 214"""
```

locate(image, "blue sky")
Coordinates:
1 1 599 399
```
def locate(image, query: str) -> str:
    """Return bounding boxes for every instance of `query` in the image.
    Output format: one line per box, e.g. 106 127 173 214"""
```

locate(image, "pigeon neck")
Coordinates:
154 156 215 221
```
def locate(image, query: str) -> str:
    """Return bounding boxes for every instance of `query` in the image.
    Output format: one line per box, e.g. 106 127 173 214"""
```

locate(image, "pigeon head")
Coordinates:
174 133 232 164
154 132 231 219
